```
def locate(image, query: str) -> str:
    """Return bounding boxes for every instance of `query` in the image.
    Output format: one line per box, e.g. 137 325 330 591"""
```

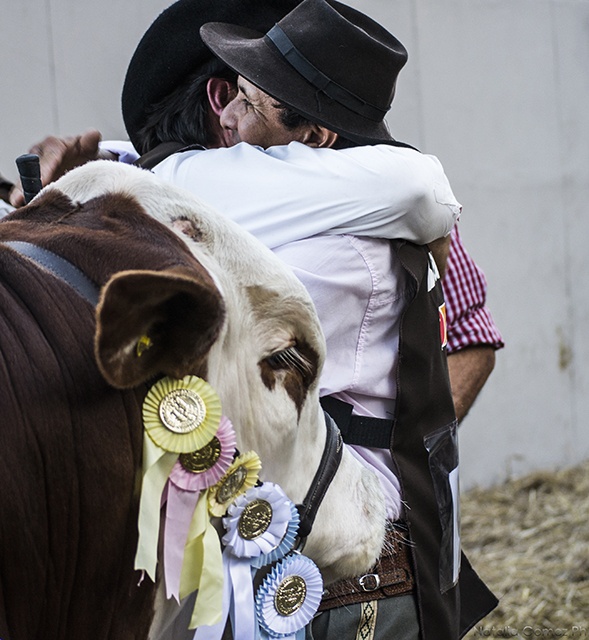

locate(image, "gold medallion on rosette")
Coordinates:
143 375 222 453
208 451 262 517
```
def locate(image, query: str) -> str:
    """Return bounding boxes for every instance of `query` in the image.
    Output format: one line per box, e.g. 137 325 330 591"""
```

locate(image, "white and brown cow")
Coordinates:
0 161 385 639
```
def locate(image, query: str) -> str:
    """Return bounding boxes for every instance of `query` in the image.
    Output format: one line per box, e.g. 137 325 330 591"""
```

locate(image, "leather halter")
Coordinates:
295 411 343 543
1 241 99 305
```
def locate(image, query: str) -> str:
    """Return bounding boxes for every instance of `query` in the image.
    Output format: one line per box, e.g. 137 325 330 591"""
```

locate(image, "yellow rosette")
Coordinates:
135 375 222 582
208 451 262 518
143 375 222 453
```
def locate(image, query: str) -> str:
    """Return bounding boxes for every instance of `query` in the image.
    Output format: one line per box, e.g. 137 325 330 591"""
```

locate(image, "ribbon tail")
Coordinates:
135 434 177 581
164 484 201 601
180 491 209 600
189 519 224 628
230 558 256 640
193 551 232 640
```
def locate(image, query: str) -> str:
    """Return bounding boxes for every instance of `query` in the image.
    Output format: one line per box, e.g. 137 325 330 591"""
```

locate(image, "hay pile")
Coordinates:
461 460 589 637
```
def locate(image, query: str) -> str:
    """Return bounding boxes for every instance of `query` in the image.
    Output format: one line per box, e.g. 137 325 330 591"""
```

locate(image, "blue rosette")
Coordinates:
194 483 301 640
223 482 299 567
255 554 323 639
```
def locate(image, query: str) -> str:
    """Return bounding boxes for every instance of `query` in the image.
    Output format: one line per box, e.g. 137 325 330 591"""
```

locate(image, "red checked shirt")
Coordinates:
443 226 504 354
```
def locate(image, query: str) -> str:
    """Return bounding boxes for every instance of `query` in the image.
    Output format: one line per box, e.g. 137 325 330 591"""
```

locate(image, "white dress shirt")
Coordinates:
102 140 460 247
100 139 461 519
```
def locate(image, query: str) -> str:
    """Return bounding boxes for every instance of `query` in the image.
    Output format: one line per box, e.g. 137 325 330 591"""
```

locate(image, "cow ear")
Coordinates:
95 268 225 389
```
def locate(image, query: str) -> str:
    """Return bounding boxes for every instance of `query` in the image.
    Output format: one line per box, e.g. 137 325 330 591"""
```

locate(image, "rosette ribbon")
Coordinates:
135 375 221 582
195 482 299 640
164 416 237 615
256 554 323 640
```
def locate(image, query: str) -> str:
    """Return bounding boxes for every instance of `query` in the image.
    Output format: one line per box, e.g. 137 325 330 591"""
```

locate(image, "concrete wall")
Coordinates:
1 0 588 489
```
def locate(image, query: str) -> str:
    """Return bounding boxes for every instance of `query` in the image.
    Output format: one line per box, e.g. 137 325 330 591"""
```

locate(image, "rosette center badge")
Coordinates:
143 375 222 453
275 575 307 616
159 388 206 434
217 465 248 503
179 437 222 474
238 499 273 540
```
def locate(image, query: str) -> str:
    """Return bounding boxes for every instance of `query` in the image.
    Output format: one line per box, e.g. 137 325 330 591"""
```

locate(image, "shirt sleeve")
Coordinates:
99 140 140 165
442 226 504 354
153 141 460 248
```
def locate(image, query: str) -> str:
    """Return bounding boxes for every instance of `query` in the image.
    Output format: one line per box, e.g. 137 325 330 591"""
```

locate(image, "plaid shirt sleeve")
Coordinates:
442 226 504 354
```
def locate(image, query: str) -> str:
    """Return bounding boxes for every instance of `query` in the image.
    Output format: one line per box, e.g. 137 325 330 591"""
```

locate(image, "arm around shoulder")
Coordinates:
332 145 461 244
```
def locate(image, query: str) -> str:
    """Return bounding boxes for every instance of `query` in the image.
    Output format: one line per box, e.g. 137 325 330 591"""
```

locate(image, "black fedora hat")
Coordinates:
201 0 408 145
122 0 305 152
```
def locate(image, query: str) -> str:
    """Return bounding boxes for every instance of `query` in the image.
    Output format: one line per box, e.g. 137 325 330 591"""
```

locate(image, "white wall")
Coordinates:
2 0 588 489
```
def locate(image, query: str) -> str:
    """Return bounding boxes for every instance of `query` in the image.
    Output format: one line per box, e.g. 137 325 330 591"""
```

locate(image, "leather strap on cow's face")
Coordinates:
295 411 343 543
1 240 99 305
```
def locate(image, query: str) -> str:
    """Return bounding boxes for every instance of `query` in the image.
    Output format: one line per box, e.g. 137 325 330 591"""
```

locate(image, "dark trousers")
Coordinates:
306 594 420 640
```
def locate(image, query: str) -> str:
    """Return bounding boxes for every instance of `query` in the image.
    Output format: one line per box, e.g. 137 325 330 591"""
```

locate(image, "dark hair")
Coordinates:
274 102 356 149
136 58 236 154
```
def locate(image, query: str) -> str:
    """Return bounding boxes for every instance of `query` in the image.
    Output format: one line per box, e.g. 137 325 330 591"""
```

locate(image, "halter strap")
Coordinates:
296 411 343 541
2 241 99 305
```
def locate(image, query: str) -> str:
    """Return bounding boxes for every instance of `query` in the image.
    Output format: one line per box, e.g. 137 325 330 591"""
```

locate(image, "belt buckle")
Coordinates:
358 573 380 592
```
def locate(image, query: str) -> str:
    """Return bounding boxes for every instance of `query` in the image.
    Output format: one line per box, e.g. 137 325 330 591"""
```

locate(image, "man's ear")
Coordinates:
207 77 236 116
301 124 339 149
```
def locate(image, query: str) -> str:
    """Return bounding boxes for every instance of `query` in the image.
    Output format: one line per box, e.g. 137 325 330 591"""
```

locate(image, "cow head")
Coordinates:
53 161 387 586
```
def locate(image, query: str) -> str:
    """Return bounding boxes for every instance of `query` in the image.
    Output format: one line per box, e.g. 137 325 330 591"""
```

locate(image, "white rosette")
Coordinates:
255 555 323 639
194 483 300 640
223 483 299 567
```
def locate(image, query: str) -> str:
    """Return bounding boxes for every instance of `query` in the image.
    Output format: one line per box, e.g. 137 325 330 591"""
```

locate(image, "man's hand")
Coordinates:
9 129 104 207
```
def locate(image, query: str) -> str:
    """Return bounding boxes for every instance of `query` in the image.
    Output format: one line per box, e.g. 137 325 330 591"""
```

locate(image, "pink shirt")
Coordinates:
275 234 413 520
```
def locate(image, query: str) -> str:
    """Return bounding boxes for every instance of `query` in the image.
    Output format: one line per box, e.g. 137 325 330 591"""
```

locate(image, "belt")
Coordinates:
319 523 414 611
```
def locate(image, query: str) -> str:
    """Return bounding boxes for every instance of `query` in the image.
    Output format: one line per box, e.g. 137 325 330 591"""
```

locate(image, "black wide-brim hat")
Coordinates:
122 0 305 152
201 0 408 145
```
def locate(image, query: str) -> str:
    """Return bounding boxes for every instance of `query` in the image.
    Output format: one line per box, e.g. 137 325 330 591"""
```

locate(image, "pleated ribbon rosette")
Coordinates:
135 375 222 582
207 451 262 518
134 374 324 639
255 555 323 640
194 483 300 640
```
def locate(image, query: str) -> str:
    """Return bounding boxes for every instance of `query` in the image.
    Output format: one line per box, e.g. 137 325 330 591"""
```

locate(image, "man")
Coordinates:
6 0 498 636
190 5 496 639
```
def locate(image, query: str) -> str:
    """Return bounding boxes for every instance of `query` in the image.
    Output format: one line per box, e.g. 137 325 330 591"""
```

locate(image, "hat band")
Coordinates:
265 25 388 123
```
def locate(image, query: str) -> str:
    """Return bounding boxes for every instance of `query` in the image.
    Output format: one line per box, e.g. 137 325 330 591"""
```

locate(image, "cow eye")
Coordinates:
265 346 314 379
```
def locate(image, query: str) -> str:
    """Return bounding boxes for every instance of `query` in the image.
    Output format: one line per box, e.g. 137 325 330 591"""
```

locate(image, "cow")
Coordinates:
0 161 386 640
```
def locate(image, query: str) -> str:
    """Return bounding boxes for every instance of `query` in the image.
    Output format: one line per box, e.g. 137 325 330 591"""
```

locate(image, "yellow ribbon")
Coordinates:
179 490 224 628
135 434 178 580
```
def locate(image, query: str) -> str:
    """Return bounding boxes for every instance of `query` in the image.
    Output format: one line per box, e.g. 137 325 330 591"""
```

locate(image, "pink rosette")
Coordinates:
169 416 237 492
255 554 323 639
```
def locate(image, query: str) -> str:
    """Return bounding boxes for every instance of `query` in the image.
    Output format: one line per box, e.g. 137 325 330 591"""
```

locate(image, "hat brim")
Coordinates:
201 22 394 145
